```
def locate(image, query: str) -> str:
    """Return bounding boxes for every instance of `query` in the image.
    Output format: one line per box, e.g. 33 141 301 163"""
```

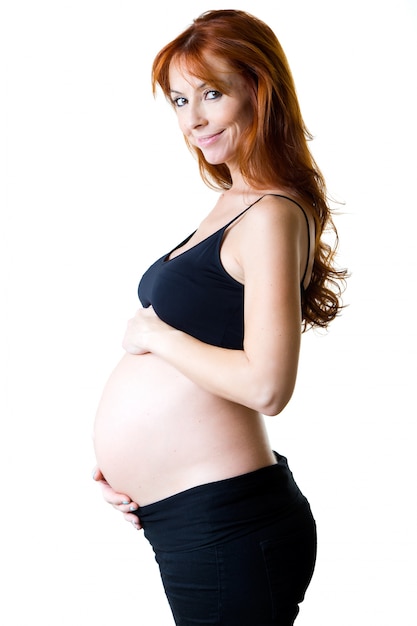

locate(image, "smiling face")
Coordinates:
168 57 254 171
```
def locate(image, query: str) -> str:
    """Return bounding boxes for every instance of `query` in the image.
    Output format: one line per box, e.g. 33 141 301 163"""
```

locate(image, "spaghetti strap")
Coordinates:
222 195 267 230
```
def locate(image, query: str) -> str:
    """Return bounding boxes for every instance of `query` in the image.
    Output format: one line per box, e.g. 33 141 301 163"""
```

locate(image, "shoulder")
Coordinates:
220 191 313 284
247 193 310 226
237 193 311 248
230 193 313 284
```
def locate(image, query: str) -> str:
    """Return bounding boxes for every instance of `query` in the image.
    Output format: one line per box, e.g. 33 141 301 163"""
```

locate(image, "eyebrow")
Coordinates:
169 82 208 96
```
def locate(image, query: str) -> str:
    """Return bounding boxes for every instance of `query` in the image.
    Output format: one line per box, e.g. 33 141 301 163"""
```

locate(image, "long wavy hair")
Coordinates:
152 9 347 330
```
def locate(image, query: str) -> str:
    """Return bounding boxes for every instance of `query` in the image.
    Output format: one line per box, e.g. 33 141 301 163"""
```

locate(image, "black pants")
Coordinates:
136 453 317 626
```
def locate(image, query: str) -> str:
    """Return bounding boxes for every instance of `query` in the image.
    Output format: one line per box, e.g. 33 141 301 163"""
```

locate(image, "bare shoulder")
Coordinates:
235 193 312 250
228 193 314 285
245 193 311 229
221 191 314 284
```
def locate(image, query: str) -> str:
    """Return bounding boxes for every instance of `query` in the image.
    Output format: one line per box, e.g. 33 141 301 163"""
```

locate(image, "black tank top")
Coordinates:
138 195 310 349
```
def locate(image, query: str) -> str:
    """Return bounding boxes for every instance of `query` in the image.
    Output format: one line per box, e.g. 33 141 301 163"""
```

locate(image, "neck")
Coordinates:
227 168 251 194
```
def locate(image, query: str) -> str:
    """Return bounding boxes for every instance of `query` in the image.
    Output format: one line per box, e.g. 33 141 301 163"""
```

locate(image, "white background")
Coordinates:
1 0 416 624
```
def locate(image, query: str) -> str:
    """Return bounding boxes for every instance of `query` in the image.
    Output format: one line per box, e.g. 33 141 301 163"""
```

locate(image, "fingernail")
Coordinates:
129 505 138 511
122 500 130 505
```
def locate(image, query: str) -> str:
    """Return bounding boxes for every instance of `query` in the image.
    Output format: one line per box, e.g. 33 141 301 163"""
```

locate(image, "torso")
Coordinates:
93 190 313 506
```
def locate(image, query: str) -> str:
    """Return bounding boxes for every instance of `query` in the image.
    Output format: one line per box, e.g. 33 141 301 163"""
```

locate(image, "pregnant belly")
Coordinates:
93 353 275 505
93 352 198 497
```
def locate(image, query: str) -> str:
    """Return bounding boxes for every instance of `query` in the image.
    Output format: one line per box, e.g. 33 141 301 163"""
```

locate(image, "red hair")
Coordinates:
152 9 347 330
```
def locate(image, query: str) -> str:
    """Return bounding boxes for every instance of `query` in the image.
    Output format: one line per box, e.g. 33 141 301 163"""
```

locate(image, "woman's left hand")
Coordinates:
122 306 165 355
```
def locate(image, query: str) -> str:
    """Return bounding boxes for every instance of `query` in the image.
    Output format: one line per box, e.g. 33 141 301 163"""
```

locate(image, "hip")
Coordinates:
136 452 317 625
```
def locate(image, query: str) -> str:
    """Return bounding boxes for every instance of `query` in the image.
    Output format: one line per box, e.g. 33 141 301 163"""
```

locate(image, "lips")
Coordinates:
196 130 224 148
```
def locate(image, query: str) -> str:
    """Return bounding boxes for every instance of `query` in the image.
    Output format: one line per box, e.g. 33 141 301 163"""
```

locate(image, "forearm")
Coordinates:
149 326 290 415
122 306 298 415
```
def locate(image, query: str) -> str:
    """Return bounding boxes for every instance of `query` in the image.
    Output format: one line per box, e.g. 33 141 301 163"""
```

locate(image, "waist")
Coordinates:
136 452 306 553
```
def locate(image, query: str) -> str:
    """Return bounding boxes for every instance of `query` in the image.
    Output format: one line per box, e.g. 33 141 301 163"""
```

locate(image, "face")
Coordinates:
168 57 254 169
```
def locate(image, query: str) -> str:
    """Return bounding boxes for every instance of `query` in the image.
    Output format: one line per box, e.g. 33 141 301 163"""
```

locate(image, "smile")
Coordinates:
196 131 224 148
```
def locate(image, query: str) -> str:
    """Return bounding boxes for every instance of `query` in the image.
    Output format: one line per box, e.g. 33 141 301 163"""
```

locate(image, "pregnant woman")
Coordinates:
93 10 347 625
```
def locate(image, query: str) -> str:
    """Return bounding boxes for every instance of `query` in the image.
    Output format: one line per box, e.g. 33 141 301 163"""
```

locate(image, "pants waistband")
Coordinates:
137 452 305 552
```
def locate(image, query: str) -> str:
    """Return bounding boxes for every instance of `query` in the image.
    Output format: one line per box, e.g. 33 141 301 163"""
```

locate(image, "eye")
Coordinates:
172 96 188 108
205 90 221 101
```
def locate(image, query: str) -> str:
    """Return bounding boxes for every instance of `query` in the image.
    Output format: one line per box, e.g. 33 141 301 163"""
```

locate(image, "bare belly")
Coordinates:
93 352 275 505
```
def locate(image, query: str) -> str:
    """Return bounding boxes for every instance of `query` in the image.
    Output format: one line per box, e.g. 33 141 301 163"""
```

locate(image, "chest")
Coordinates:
138 232 245 349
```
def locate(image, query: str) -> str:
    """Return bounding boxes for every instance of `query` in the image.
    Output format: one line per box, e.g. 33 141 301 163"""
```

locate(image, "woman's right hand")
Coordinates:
92 466 142 530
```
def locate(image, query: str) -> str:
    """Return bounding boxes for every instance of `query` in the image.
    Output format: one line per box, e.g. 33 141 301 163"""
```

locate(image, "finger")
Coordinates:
99 482 133 508
112 500 140 513
123 511 142 529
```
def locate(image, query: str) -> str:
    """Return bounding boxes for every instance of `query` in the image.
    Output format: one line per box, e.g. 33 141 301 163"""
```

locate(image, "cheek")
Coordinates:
174 109 188 133
176 115 186 134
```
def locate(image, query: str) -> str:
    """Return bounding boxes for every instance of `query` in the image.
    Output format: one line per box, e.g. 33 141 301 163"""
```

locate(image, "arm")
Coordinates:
123 196 307 416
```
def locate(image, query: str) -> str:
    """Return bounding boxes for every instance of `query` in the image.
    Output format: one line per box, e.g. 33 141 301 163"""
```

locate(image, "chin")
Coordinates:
202 153 232 166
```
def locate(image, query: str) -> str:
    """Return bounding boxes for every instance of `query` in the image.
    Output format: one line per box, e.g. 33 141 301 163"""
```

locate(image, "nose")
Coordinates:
185 100 208 132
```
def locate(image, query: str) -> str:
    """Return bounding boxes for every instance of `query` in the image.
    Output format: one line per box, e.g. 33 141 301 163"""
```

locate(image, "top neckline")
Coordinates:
164 195 266 264
163 194 312 289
